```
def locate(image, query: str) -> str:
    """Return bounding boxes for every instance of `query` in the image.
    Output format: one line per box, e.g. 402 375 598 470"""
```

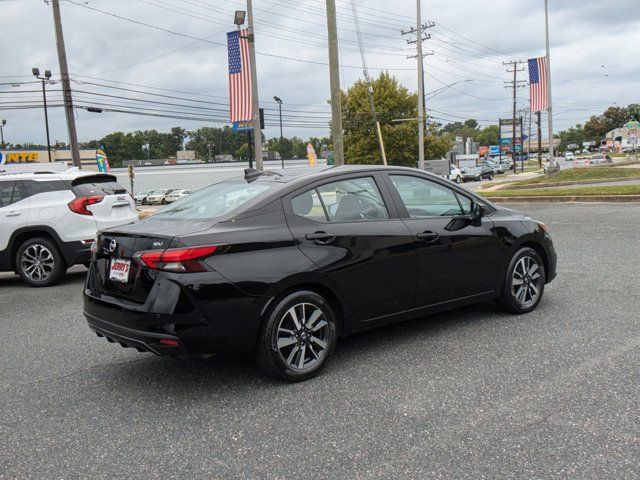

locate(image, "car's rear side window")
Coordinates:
24 180 68 196
0 181 15 208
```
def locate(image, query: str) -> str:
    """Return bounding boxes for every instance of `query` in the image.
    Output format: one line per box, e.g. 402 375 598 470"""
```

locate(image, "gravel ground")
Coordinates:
1 202 639 479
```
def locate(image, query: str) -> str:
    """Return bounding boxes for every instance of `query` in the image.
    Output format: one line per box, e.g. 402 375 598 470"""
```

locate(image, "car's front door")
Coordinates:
383 174 500 308
285 174 416 321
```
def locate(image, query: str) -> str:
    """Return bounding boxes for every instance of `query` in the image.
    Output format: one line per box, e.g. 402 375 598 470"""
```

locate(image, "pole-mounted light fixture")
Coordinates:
273 96 282 104
234 10 246 25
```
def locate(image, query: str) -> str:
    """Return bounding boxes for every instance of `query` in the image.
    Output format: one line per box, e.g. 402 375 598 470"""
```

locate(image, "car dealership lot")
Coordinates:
1 203 639 479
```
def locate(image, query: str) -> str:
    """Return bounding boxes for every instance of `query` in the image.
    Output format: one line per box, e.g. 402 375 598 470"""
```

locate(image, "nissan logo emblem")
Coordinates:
107 239 117 253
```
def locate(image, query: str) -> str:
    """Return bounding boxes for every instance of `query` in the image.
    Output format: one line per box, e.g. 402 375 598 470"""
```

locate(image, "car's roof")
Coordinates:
0 169 115 182
245 164 447 187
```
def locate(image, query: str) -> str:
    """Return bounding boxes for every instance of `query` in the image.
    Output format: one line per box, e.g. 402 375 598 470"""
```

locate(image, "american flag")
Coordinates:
528 56 548 112
227 29 252 122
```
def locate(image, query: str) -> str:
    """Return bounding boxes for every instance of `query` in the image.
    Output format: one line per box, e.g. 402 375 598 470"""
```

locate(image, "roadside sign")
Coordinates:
423 159 450 176
233 121 253 132
489 145 500 155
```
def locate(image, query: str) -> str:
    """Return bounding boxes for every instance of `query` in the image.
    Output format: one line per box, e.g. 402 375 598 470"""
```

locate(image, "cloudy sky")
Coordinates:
1 0 639 147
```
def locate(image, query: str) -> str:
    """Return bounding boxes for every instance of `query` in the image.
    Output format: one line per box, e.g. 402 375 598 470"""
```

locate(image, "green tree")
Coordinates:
584 106 629 142
342 72 451 166
476 125 499 146
558 124 586 149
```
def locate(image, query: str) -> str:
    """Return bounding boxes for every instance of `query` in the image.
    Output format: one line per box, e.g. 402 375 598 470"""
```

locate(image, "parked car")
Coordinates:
134 190 151 205
482 160 505 174
573 156 590 167
461 165 494 182
0 171 137 287
589 153 613 165
564 152 575 160
84 166 557 381
146 189 174 205
447 164 462 183
164 189 193 203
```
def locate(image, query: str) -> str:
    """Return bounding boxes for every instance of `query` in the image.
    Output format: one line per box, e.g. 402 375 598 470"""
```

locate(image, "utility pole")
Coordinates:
0 120 6 149
51 0 81 168
245 0 263 170
326 0 344 166
537 111 543 169
544 0 554 159
351 0 386 165
503 60 526 172
401 4 434 170
33 69 53 162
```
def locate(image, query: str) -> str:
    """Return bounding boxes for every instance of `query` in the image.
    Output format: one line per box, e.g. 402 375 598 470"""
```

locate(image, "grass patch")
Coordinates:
514 167 640 186
478 184 640 197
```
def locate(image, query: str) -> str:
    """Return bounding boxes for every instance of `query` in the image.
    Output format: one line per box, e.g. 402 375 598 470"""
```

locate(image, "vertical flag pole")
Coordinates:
544 0 554 159
246 0 263 170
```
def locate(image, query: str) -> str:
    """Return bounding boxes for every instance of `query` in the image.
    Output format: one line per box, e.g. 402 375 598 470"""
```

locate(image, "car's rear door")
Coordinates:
284 173 416 322
382 173 500 308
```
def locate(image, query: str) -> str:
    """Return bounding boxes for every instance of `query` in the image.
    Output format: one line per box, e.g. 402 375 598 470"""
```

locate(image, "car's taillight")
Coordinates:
134 245 222 272
68 195 104 215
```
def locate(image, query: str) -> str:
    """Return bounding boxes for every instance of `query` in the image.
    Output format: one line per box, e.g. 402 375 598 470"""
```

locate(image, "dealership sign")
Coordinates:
0 151 40 164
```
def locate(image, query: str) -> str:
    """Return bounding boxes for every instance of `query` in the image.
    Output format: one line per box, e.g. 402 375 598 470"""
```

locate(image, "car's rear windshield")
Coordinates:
71 175 128 196
151 181 274 220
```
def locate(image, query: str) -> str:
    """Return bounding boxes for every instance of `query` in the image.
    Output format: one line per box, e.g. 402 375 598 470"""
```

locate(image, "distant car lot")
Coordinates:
1 202 638 478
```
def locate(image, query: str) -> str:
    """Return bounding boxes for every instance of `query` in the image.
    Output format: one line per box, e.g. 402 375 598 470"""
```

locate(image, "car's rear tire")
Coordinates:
255 290 338 382
497 247 546 314
15 237 66 287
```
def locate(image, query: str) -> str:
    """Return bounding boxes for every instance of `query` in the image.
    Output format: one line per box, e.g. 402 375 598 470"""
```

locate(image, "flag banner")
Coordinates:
528 57 548 112
96 147 110 173
227 29 252 122
307 143 317 167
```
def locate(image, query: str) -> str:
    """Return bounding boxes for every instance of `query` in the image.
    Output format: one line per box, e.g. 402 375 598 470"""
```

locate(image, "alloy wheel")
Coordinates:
511 255 542 308
276 302 329 371
20 244 55 282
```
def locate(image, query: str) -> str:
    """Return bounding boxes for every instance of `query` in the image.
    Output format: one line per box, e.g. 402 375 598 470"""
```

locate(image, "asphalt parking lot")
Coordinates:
1 203 639 479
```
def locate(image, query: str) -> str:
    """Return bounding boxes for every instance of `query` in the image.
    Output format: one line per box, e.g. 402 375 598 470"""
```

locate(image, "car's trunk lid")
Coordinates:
90 219 213 305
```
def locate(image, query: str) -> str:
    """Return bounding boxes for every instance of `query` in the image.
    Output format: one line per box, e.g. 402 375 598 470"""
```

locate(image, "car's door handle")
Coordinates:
5 211 21 217
416 231 440 243
305 232 336 244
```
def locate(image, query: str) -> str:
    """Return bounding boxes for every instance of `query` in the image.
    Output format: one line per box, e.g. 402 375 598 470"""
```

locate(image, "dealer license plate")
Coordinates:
109 259 131 283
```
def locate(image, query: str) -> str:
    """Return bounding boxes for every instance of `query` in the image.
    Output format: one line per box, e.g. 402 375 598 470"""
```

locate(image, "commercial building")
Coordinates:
0 148 101 172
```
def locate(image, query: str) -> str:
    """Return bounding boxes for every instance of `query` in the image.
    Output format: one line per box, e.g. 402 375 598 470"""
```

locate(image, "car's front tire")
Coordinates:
255 290 338 382
15 237 66 287
497 247 546 314
455 175 462 184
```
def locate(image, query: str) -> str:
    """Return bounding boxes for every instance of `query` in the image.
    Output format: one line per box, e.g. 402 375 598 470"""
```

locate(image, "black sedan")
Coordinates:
461 165 494 182
84 166 557 381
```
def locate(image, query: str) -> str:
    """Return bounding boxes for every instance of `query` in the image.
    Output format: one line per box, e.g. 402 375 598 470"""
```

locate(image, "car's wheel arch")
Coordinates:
7 226 66 271
259 273 354 338
496 237 551 295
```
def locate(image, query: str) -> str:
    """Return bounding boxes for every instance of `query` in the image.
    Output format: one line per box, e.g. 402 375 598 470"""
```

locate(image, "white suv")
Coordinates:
0 170 138 286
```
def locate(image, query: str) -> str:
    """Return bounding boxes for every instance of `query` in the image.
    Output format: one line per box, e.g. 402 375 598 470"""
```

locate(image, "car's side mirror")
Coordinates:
470 201 484 220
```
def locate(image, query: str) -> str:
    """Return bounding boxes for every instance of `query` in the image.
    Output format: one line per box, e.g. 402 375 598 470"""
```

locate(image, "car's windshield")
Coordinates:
151 180 274 220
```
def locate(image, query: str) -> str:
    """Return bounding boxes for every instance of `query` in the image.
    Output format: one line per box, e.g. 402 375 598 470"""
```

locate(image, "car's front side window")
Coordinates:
390 175 463 218
317 177 388 222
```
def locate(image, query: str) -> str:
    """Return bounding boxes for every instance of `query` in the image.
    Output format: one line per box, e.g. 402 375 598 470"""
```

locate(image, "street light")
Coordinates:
273 96 284 169
234 10 246 26
32 67 53 163
0 119 6 149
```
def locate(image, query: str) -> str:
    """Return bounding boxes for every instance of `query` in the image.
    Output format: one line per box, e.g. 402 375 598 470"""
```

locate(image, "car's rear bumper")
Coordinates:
83 266 265 356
